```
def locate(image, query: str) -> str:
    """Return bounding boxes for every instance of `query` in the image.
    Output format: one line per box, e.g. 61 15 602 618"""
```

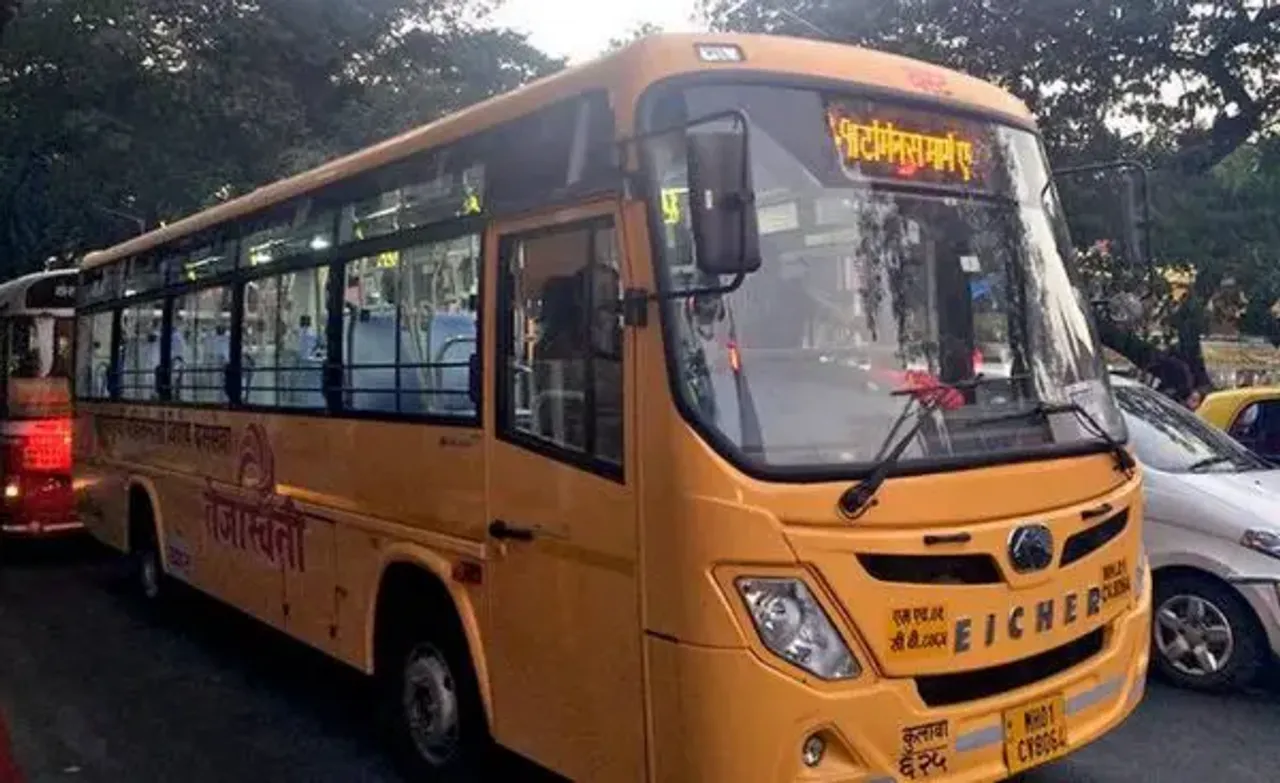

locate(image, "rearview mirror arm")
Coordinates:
616 107 757 326
620 271 747 328
617 108 754 154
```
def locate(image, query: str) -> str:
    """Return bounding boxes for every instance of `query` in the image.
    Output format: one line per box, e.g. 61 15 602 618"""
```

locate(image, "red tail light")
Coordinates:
7 418 72 474
2 418 74 529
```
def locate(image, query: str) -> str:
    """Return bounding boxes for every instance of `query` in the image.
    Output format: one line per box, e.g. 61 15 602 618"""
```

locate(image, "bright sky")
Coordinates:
489 0 704 63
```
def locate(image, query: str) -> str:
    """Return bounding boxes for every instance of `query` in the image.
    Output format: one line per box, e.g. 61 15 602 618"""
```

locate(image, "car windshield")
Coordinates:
1114 384 1265 473
642 82 1124 473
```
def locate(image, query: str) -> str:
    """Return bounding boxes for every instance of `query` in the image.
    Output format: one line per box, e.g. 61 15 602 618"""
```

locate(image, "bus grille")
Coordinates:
1060 509 1129 568
857 553 1002 585
914 628 1105 707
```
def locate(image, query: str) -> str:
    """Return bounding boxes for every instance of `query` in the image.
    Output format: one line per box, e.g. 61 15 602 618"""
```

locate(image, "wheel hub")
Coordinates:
1155 593 1234 678
401 643 460 767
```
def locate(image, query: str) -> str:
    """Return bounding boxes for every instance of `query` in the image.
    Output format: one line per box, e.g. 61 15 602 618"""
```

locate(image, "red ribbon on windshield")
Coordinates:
871 367 966 411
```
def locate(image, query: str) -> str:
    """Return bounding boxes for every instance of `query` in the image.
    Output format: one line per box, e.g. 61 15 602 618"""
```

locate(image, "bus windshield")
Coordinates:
645 82 1123 472
7 316 74 380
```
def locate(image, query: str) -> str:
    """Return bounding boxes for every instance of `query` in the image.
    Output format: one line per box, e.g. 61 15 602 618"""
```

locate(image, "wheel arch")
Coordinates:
124 475 164 555
368 544 493 724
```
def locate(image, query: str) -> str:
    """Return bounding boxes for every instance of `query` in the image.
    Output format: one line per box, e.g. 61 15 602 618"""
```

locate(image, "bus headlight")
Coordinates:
735 577 858 680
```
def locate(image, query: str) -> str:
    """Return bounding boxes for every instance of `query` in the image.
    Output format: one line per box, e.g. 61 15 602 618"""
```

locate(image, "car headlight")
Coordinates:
1241 529 1280 560
735 577 858 680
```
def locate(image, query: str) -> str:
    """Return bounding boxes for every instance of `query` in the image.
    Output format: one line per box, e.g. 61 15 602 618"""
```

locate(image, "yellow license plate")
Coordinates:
1002 692 1069 775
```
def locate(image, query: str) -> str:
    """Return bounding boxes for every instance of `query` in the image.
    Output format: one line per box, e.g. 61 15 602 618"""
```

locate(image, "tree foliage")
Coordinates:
605 21 664 54
702 0 1280 387
701 0 1280 171
0 0 17 40
0 0 561 273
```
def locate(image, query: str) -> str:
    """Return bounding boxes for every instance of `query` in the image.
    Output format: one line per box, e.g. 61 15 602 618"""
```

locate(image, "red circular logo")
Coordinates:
237 423 275 493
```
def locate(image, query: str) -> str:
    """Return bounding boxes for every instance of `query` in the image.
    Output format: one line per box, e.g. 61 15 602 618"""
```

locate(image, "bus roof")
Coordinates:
0 268 77 316
81 32 1033 272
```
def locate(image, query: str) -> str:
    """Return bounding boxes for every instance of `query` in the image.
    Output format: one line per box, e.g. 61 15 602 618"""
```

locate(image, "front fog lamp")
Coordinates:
736 577 858 680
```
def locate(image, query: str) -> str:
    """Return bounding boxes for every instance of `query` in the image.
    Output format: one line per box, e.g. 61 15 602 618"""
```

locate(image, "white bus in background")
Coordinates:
0 268 79 536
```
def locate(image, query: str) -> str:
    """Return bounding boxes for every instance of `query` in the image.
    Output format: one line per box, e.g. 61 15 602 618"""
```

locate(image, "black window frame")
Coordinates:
114 295 167 402
332 216 486 426
238 252 334 414
72 87 625 423
168 282 236 406
494 214 625 482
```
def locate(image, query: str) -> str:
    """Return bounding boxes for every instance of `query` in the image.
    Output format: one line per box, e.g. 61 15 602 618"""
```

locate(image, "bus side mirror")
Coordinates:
467 353 480 407
686 117 762 278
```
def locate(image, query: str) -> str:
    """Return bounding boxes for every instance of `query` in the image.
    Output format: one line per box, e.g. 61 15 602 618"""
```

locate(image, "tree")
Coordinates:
701 0 1280 388
606 21 664 54
0 0 561 275
700 0 1280 172
0 0 16 40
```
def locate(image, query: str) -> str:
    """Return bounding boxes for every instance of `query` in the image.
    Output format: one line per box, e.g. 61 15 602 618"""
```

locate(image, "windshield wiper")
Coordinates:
966 401 1136 475
838 374 1009 519
1187 455 1233 473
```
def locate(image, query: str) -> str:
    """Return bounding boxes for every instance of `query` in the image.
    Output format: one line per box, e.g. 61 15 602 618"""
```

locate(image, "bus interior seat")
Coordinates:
344 309 429 415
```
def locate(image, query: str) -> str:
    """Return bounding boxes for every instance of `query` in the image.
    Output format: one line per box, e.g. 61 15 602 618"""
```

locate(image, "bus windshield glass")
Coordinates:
644 83 1123 472
8 316 74 380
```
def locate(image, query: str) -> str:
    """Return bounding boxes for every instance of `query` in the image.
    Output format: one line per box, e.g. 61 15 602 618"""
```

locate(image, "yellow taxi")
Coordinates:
1199 387 1280 462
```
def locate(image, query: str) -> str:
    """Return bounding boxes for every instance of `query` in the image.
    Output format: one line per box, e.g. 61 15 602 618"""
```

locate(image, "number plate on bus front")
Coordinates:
1002 692 1068 775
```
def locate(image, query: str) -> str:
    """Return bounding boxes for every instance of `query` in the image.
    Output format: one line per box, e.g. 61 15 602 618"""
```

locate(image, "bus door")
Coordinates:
483 203 644 782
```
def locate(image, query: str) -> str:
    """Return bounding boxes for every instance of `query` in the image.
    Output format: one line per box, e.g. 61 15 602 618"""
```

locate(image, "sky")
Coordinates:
488 0 704 63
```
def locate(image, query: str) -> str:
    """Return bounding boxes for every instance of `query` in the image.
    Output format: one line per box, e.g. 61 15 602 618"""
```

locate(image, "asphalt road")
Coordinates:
1 537 1277 783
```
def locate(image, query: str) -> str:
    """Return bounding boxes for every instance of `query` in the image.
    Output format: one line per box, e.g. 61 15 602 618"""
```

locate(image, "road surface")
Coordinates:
1 537 1276 782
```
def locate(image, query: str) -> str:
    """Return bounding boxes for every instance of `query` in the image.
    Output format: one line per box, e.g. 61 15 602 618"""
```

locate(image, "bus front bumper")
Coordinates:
645 573 1150 783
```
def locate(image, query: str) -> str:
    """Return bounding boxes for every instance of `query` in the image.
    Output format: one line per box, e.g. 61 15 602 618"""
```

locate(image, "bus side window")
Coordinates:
240 266 328 409
173 286 232 404
75 312 113 398
501 219 623 468
342 233 480 418
119 303 161 401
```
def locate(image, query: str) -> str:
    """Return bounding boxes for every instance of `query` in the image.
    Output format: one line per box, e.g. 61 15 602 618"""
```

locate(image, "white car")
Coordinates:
1112 376 1280 690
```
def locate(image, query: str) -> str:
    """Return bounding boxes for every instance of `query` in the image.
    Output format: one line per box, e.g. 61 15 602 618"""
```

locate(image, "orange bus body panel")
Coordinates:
75 33 1145 783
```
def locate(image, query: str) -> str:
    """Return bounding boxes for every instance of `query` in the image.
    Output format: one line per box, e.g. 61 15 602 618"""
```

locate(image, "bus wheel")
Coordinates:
129 498 165 603
1152 572 1264 692
378 609 487 780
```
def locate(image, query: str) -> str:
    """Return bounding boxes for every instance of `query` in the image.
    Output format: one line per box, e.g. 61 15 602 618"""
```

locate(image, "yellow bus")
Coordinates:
74 33 1150 782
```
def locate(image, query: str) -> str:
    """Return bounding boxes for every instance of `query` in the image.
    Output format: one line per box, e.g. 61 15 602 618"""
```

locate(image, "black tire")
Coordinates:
1151 572 1265 692
129 507 166 605
377 608 489 781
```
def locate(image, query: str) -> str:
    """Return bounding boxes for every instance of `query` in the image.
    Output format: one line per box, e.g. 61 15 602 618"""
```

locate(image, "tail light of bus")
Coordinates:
3 418 73 501
735 577 858 681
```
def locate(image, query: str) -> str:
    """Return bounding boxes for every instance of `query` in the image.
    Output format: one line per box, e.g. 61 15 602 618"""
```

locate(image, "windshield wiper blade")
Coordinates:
1187 455 1233 473
967 401 1136 475
839 374 1012 519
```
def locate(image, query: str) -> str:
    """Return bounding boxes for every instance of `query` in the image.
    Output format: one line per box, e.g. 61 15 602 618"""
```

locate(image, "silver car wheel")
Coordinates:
1155 593 1235 678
